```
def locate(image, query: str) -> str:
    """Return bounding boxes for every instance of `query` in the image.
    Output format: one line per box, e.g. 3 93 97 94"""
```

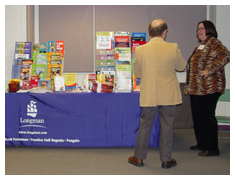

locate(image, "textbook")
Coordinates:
131 35 146 91
96 32 114 50
32 43 40 53
65 73 76 86
47 64 63 81
47 52 63 60
12 65 31 80
114 36 130 48
31 76 39 88
115 48 131 60
56 41 64 57
114 31 129 48
31 64 47 80
15 42 32 59
115 64 131 92
39 43 47 53
15 54 29 59
83 74 96 90
21 80 31 90
131 41 146 49
132 32 146 39
39 80 50 89
48 41 56 53
65 73 77 91
115 47 131 65
100 73 115 86
32 53 47 60
36 59 47 65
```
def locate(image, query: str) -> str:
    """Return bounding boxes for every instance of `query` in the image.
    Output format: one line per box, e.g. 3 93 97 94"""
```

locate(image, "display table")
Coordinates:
5 92 160 147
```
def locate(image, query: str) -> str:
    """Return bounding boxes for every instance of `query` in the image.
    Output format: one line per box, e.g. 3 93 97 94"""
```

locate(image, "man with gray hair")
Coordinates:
128 19 186 169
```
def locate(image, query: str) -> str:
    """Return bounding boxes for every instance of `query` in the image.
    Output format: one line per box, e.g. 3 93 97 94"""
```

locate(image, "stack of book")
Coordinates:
114 31 131 92
95 32 115 89
131 33 146 91
11 41 64 91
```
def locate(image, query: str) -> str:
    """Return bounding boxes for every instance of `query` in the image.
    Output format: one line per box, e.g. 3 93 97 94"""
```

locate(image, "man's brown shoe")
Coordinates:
161 159 177 169
128 156 144 167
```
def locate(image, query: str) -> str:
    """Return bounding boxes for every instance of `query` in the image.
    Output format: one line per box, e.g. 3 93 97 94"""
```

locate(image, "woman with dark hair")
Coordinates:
184 20 230 156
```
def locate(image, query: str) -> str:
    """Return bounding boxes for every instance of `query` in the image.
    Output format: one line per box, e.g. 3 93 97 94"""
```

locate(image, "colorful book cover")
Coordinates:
32 53 47 60
47 64 63 80
12 65 31 80
131 39 146 90
39 43 47 53
32 43 40 53
115 48 131 60
100 73 115 86
114 36 130 48
56 41 64 57
47 52 62 60
132 32 146 39
48 41 56 53
31 64 47 80
115 31 129 36
31 76 39 88
131 41 146 59
39 80 50 89
15 54 30 59
65 73 77 86
83 74 96 90
96 32 114 50
49 59 62 65
15 42 32 58
22 59 34 65
21 80 31 90
36 59 47 65
115 47 131 65
131 41 146 48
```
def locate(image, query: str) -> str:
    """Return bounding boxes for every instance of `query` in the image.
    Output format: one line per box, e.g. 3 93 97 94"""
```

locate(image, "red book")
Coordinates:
31 76 39 88
131 41 146 49
56 41 64 57
21 80 31 90
114 36 130 47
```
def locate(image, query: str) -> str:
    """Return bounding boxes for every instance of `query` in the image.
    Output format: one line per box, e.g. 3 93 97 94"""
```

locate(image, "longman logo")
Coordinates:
19 100 45 128
27 101 37 117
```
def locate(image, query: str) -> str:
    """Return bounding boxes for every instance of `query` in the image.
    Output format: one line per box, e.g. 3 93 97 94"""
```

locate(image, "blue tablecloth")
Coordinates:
5 92 160 147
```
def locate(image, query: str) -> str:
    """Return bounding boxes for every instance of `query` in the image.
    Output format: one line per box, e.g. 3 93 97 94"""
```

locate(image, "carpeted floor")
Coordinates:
5 128 230 175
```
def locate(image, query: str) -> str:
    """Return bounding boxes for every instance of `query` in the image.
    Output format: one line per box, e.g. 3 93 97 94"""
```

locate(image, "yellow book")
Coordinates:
65 73 77 86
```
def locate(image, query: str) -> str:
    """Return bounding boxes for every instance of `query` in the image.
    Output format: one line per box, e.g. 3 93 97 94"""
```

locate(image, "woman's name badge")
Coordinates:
198 45 205 50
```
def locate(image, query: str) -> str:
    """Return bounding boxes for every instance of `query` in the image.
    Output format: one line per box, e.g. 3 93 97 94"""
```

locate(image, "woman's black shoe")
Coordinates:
198 150 220 156
190 145 202 151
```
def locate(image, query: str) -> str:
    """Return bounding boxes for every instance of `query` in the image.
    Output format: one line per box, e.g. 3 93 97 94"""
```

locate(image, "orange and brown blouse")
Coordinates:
184 37 230 95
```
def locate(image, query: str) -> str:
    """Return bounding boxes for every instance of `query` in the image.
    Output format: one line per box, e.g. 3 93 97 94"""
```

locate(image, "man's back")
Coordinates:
134 37 186 106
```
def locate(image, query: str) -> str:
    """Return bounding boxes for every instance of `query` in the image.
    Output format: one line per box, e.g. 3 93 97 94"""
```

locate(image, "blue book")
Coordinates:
132 33 146 40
